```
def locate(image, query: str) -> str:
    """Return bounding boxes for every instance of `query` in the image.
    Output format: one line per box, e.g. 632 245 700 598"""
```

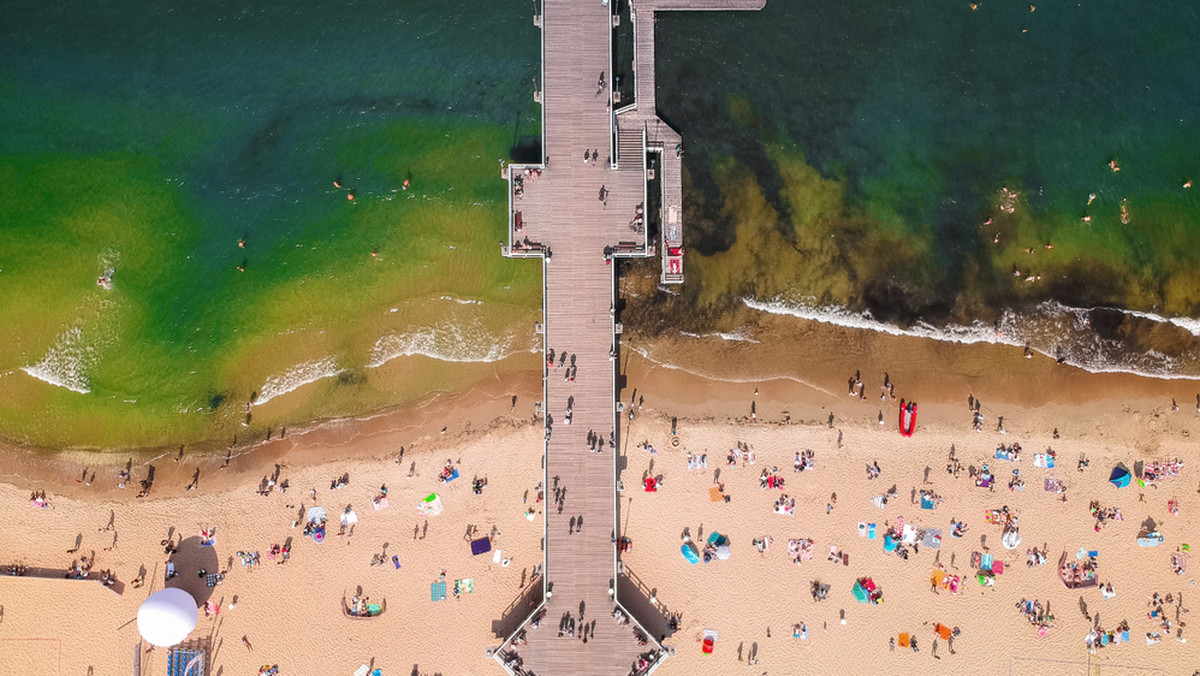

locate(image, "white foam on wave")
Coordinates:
439 295 482 306
367 322 519 368
21 326 92 394
680 330 761 344
1123 308 1200 337
256 356 344 406
744 297 1015 346
743 297 1200 381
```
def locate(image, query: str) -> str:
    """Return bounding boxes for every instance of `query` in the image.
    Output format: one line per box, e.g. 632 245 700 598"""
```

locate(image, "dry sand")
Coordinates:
2 320 1199 675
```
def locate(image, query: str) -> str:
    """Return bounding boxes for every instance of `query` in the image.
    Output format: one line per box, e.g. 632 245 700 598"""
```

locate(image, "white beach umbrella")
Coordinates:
716 545 731 560
137 587 198 647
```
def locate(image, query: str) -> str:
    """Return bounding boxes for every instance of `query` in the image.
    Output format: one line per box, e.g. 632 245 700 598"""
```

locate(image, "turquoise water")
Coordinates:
3 1 1200 448
653 0 1200 376
0 0 543 447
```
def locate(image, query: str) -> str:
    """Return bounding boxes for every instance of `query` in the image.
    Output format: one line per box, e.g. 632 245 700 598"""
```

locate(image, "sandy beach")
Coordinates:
2 321 1199 675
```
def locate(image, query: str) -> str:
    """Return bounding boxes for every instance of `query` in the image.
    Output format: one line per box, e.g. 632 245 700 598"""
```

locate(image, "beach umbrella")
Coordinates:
716 544 731 560
137 588 198 647
1109 466 1131 488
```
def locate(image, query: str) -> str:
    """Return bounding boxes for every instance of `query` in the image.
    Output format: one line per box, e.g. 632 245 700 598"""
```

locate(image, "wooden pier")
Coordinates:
494 2 764 675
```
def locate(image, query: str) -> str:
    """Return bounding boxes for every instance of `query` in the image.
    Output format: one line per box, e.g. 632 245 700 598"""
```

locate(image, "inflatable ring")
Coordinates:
672 437 680 447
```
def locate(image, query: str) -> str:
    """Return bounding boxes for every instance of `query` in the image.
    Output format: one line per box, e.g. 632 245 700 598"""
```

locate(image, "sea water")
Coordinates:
655 0 1200 377
0 0 543 447
3 1 1199 449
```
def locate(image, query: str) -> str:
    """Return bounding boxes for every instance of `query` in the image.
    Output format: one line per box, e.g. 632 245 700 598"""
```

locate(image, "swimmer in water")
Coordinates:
1082 214 1092 223
1087 193 1096 205
238 238 246 249
370 247 378 258
1185 180 1193 189
347 191 355 201
402 178 410 190
993 233 1001 244
1108 159 1121 172
333 178 343 189
1045 242 1053 249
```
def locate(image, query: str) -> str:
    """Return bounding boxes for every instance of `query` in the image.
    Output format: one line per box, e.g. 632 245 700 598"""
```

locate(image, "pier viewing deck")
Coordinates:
493 2 764 675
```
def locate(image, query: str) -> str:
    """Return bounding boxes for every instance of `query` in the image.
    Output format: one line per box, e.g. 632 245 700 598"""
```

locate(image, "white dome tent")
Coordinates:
137 588 199 647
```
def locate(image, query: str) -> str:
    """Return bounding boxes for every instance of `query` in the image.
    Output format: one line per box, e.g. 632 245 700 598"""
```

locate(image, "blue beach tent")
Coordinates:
1109 466 1131 489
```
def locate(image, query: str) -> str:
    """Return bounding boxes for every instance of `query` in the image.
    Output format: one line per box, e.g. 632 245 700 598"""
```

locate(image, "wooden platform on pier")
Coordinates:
495 1 764 674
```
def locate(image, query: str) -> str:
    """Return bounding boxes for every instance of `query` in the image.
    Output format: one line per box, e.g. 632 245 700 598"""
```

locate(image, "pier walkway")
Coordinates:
493 2 764 675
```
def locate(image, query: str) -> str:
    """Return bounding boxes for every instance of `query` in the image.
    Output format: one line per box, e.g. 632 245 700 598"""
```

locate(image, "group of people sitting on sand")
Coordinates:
759 467 786 490
773 494 796 515
1060 554 1097 588
1089 500 1123 531
29 490 50 508
994 442 1022 462
1141 459 1183 487
793 449 815 472
1084 619 1132 652
727 441 755 466
66 555 94 580
1146 591 1184 638
1025 545 1048 567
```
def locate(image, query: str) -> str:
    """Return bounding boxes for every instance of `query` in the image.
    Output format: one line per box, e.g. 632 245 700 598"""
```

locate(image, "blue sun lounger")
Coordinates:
430 581 447 601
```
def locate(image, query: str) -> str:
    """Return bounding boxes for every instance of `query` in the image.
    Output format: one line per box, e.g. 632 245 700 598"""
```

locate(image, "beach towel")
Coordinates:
934 623 953 640
852 581 869 603
858 522 867 537
455 578 474 595
709 486 725 502
902 524 918 545
871 495 886 510
930 570 945 587
701 629 718 655
920 494 935 509
981 553 994 571
470 537 492 556
898 633 910 648
372 497 389 511
868 523 877 540
922 529 942 550
1034 454 1055 468
430 581 447 601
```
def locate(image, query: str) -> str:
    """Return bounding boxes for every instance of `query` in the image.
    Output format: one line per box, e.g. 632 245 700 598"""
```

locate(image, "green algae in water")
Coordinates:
658 1 1200 321
0 121 541 448
0 0 544 448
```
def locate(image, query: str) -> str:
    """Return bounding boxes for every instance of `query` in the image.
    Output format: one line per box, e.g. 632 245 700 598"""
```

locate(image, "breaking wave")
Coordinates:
367 322 522 368
743 297 1200 381
256 356 344 405
22 326 92 394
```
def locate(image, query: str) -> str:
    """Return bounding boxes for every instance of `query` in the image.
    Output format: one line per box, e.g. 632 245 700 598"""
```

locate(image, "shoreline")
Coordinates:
0 366 542 502
7 307 1198 500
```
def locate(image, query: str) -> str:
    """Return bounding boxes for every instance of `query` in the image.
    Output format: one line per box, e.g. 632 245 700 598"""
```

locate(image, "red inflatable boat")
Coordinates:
898 399 917 437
